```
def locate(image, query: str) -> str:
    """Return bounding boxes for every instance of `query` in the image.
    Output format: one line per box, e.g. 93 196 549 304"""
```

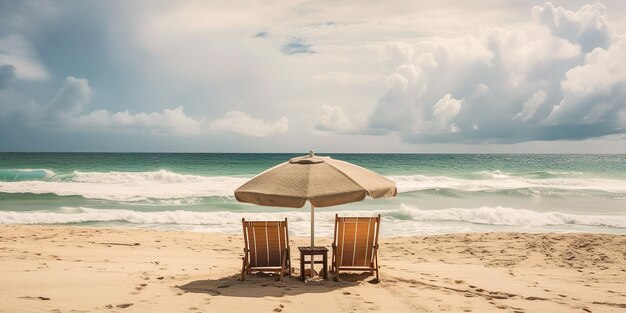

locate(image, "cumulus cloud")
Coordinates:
0 76 203 136
545 37 626 126
356 2 626 143
71 106 202 136
514 90 547 121
532 2 615 52
314 105 357 133
209 111 288 137
46 76 92 117
1 75 291 137
432 94 462 132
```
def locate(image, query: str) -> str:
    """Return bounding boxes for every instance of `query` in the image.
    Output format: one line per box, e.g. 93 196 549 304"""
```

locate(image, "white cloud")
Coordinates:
71 106 202 136
47 77 202 136
358 2 626 143
432 94 462 132
532 2 615 52
1 75 292 137
546 37 626 125
314 105 356 133
46 76 92 117
514 90 547 121
0 76 204 136
209 110 288 137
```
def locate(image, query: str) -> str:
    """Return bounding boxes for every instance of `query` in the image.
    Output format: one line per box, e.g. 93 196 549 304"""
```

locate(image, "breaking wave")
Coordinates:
0 169 248 201
390 174 626 194
1 169 625 202
1 206 623 236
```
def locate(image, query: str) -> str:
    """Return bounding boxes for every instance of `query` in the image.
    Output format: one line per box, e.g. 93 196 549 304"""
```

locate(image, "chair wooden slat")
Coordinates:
332 214 381 282
241 219 291 281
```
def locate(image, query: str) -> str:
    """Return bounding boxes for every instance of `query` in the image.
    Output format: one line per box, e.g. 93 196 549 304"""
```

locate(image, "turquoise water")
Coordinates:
1 153 625 236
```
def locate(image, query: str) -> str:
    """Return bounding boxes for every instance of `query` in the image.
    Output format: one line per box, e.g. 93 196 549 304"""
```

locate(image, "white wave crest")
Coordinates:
545 171 583 176
394 205 626 228
1 169 626 202
69 170 208 184
0 170 248 201
0 207 385 236
388 175 626 194
1 206 624 236
473 170 512 179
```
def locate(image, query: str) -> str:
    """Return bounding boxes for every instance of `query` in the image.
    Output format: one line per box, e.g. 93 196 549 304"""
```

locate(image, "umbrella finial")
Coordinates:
309 150 314 157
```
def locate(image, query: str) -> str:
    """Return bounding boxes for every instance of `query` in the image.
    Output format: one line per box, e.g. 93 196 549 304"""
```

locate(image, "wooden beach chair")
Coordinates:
331 214 381 282
241 218 291 281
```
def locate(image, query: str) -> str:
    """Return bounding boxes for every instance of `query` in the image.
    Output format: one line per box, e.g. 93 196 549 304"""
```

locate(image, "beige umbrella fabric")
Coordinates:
235 152 397 208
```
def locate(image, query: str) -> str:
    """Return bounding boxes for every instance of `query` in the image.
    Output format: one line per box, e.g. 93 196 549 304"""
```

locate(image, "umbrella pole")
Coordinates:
310 203 315 277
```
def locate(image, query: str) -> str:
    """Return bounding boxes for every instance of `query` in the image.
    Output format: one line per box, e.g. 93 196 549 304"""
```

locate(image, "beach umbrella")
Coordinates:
234 150 397 276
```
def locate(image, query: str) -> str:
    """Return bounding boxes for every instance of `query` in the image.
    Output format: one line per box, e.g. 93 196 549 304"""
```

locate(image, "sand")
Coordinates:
0 225 624 313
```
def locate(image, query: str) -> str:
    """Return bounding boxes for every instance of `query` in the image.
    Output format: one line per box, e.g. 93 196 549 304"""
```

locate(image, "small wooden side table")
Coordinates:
298 246 328 281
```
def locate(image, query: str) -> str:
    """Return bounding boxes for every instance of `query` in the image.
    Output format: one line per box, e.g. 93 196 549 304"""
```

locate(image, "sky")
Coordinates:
1 0 626 153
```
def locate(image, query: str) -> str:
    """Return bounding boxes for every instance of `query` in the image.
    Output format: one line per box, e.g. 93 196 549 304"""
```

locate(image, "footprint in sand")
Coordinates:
273 304 285 312
18 296 51 301
116 303 133 309
135 283 147 291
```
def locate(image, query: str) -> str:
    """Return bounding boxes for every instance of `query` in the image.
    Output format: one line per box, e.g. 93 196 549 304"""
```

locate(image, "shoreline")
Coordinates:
1 225 625 312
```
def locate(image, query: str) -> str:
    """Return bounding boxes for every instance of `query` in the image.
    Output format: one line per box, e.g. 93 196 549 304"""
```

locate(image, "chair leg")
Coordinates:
334 261 341 282
240 256 247 282
375 254 380 282
278 252 287 281
287 250 292 277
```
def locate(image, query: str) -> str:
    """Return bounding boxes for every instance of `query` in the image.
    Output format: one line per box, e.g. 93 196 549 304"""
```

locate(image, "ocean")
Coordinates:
1 153 625 237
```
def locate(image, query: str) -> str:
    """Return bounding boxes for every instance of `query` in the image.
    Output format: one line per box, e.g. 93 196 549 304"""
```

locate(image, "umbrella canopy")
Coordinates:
234 151 396 278
235 152 397 208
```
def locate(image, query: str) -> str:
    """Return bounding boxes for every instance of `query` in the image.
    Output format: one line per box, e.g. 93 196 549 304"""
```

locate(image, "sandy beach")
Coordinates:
0 225 624 313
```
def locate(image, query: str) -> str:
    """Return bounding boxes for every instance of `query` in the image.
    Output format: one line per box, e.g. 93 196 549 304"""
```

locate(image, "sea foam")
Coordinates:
0 170 248 201
1 169 626 201
1 206 623 236
389 174 626 194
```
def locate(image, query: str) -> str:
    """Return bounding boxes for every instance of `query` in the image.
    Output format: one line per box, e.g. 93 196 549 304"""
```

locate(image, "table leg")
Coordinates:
323 253 328 280
300 253 305 281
